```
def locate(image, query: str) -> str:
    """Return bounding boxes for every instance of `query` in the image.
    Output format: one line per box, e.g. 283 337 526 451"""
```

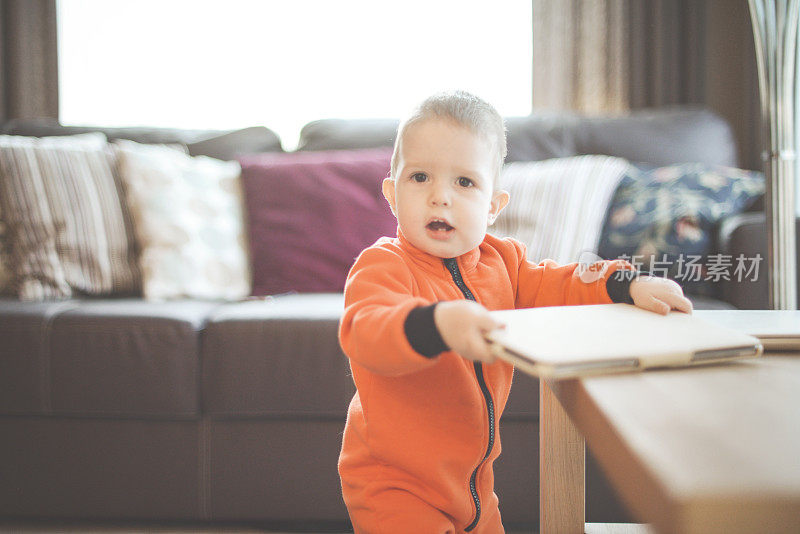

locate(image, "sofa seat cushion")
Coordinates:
0 299 81 413
202 294 355 418
202 294 543 420
0 298 219 418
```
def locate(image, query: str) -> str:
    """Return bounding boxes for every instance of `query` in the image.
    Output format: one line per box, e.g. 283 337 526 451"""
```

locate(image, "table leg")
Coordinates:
540 379 585 534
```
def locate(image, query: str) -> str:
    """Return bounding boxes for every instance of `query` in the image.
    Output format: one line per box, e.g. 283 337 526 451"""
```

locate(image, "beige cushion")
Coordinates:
0 133 141 300
115 140 250 301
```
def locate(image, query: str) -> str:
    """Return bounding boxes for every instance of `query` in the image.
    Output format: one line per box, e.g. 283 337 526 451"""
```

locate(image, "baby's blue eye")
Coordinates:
412 173 427 182
458 177 474 187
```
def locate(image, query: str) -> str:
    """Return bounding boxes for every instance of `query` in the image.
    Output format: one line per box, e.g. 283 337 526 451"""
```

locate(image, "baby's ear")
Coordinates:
382 177 398 216
488 189 509 225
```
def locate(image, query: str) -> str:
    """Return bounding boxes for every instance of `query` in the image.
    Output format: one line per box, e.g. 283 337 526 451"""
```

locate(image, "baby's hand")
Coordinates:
434 300 504 363
629 275 694 315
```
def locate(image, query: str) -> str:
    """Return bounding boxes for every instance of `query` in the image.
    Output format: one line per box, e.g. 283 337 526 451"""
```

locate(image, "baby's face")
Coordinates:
383 118 508 258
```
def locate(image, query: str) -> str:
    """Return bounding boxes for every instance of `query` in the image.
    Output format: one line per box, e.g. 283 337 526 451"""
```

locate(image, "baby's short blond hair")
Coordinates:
390 90 507 187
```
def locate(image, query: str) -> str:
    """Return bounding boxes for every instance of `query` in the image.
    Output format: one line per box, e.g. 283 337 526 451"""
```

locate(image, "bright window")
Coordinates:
57 0 532 150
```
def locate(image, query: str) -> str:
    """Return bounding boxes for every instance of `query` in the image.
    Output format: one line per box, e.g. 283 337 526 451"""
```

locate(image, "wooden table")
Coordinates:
539 353 800 534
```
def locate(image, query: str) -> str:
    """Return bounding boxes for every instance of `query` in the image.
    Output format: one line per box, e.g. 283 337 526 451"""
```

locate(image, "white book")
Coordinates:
486 303 763 379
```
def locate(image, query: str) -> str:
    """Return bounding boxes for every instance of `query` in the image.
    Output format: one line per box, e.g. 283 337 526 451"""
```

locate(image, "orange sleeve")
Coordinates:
507 239 635 309
338 244 439 377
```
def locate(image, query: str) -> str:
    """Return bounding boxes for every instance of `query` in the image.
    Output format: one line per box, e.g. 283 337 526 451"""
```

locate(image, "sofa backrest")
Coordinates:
296 106 738 168
3 106 738 168
0 118 284 160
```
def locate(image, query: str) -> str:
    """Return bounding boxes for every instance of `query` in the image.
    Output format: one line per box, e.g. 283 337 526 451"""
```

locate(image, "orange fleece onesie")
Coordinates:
338 230 633 534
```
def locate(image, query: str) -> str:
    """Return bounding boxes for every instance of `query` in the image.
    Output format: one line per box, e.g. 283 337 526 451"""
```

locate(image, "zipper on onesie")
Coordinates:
442 257 496 532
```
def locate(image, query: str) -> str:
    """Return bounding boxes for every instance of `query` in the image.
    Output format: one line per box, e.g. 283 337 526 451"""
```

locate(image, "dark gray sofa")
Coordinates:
0 107 791 531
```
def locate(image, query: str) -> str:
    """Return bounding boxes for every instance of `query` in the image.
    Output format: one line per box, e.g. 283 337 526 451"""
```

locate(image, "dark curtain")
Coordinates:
0 0 59 123
627 0 706 108
533 0 705 112
532 0 761 170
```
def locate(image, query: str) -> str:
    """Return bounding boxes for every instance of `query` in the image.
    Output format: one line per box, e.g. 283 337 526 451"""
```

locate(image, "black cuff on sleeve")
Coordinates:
404 304 449 358
605 270 652 304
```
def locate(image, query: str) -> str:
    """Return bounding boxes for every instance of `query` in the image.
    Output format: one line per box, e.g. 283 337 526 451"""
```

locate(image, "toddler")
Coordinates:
338 91 692 534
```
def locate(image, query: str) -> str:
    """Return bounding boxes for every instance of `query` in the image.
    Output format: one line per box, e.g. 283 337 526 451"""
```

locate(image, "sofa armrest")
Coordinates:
717 212 800 309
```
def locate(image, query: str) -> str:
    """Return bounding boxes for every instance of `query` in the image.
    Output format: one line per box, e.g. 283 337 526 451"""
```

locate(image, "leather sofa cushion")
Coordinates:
0 418 201 519
506 107 737 167
296 107 737 168
202 294 354 418
0 294 539 420
296 118 399 152
0 298 219 418
202 294 542 419
0 299 81 413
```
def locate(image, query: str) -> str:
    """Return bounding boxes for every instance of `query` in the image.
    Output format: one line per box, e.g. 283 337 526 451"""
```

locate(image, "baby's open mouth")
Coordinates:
426 219 454 232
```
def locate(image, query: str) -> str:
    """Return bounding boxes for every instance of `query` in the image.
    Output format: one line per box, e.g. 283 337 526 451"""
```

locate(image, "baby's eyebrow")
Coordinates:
401 162 428 171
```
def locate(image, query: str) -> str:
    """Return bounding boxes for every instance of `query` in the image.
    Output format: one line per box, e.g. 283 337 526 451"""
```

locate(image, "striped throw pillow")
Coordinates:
0 211 11 295
0 133 141 300
491 155 632 264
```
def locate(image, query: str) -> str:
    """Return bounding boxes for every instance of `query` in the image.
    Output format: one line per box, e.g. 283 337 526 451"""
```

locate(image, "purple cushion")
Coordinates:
238 148 395 295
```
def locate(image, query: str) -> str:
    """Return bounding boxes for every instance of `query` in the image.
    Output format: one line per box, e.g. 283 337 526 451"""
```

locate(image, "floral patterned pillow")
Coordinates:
598 163 765 295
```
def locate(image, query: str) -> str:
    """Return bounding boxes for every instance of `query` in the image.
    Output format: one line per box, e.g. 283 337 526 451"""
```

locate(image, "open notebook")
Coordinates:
486 304 763 379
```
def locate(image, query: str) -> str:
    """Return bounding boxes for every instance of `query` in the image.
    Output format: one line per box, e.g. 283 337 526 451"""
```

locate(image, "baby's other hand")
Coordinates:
434 300 504 363
629 275 693 315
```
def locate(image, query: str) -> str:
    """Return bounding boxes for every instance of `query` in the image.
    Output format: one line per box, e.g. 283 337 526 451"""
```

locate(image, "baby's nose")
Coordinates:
429 184 451 206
